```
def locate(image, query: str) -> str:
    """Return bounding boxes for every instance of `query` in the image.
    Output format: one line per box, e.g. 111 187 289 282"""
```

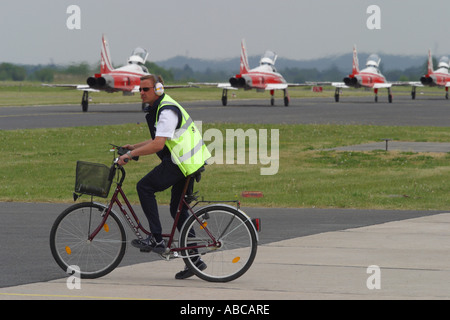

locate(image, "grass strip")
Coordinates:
1 123 449 210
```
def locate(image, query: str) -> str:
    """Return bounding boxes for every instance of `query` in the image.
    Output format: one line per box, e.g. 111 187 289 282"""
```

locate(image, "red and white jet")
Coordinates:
410 49 450 100
332 45 395 103
193 39 309 106
45 34 189 112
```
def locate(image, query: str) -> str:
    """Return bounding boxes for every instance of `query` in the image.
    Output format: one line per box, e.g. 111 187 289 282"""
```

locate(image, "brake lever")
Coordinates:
110 144 139 161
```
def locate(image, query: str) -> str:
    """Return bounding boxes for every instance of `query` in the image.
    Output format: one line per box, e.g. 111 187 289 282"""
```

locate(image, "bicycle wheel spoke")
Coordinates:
179 205 257 282
50 203 127 279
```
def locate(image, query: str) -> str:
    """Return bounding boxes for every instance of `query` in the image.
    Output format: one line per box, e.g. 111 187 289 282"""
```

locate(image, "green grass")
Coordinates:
1 123 449 210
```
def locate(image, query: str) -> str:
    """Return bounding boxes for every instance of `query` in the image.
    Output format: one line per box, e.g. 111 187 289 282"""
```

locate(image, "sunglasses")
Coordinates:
139 87 152 92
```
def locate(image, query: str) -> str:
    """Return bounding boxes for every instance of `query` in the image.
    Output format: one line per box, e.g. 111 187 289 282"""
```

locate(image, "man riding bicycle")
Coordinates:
118 74 211 279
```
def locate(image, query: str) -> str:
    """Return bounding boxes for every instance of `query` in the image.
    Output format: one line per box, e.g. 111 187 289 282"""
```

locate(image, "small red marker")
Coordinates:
241 191 263 198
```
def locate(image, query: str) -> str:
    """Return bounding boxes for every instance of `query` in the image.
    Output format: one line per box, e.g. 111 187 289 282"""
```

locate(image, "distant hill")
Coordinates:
155 52 427 74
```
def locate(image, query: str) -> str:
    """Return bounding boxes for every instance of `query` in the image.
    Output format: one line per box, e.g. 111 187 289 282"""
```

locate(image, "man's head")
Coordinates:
139 75 164 105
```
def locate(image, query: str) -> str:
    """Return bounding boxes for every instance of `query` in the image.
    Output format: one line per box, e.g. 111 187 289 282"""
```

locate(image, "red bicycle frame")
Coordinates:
87 164 219 254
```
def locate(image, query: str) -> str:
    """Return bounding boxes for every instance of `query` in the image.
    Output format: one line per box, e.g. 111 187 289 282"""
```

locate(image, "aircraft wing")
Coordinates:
217 83 238 90
42 84 100 92
188 82 238 90
189 82 317 90
373 83 392 89
331 82 349 88
265 83 288 90
408 82 450 87
267 82 328 89
131 84 196 93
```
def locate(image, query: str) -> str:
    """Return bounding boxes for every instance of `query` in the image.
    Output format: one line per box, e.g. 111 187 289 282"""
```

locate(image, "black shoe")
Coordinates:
175 258 207 280
131 237 165 254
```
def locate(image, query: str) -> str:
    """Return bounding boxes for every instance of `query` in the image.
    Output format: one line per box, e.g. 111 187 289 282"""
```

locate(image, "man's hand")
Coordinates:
117 154 131 166
122 144 135 150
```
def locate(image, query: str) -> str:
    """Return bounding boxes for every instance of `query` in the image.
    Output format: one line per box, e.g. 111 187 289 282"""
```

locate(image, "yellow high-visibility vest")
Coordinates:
155 94 211 176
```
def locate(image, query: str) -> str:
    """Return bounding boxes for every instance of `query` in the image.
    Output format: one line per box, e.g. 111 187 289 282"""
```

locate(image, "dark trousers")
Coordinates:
136 159 193 242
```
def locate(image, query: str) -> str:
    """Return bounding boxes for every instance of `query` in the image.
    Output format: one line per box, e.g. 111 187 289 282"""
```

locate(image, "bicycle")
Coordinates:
49 145 260 283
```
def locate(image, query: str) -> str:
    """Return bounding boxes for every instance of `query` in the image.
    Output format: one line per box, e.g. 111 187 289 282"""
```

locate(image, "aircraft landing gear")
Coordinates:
222 89 228 106
411 86 416 100
388 88 393 103
270 90 275 106
283 89 289 107
81 91 89 112
446 87 448 100
334 88 340 102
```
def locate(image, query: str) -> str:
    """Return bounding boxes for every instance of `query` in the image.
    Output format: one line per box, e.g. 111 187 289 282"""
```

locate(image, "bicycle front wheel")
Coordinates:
179 205 258 282
49 202 127 279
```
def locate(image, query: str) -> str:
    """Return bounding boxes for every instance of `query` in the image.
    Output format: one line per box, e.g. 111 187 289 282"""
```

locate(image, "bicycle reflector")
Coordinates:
252 218 261 232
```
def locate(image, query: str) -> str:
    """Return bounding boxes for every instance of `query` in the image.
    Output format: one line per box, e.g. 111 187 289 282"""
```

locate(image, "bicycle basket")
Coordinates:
74 161 113 198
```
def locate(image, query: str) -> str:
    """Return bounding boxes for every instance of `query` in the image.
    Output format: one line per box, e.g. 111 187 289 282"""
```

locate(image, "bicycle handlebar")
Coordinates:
110 144 139 162
110 144 138 185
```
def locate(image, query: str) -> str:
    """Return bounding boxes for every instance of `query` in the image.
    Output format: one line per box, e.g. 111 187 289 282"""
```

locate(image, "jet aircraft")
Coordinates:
192 39 311 107
410 50 450 100
332 45 407 103
44 34 190 112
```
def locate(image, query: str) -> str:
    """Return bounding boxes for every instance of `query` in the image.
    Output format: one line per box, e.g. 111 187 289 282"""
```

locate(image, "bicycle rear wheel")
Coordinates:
49 202 126 279
179 205 258 282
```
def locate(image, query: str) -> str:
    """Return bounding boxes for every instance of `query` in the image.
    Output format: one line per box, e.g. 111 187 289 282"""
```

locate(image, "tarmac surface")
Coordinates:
1 95 450 130
1 209 448 300
1 96 449 301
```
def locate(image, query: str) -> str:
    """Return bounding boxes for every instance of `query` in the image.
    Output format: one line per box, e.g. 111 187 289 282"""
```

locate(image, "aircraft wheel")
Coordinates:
411 91 416 100
446 93 449 100
284 97 289 107
374 96 378 103
81 91 89 112
222 96 227 106
334 94 339 102
82 100 88 112
388 95 393 103
271 97 275 106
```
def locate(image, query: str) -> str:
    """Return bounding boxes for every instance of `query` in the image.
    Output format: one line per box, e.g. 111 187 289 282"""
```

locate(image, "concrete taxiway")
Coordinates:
1 209 449 300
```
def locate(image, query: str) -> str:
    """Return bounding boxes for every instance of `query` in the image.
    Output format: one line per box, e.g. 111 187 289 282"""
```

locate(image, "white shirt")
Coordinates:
155 109 178 139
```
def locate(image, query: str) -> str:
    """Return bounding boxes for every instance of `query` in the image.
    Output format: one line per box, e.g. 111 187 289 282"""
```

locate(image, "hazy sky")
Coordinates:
1 0 449 66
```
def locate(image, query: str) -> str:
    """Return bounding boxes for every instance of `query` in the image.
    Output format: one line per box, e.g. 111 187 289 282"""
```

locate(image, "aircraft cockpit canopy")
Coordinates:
366 54 381 68
128 47 149 73
128 47 149 65
260 50 277 66
438 56 449 69
260 50 278 72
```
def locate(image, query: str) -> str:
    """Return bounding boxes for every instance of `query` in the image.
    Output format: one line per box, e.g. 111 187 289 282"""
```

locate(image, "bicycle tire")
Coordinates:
49 202 127 279
179 204 258 282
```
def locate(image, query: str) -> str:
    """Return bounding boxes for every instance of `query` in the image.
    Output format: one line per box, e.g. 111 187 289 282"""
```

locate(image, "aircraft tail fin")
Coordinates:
240 39 250 74
427 49 434 75
101 34 114 74
351 45 360 75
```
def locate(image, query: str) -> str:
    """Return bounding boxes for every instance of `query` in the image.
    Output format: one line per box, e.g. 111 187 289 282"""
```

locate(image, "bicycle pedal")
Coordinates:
159 251 179 261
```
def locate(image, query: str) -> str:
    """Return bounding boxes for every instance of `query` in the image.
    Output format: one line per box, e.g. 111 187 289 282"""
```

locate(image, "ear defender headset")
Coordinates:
153 74 165 96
